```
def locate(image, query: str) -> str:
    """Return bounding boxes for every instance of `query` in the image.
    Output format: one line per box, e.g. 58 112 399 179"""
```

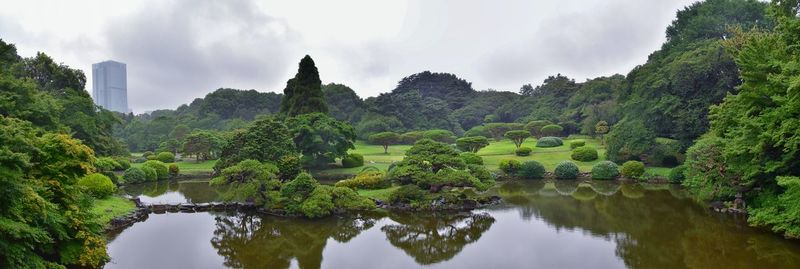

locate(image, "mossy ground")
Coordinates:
91 196 137 226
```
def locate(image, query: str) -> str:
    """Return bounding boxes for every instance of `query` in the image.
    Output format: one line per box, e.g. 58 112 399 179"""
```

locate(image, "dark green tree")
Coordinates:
215 117 297 172
280 55 328 116
286 113 356 167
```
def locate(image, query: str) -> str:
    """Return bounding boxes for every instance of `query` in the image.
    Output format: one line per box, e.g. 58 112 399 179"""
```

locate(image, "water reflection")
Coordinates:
119 180 227 204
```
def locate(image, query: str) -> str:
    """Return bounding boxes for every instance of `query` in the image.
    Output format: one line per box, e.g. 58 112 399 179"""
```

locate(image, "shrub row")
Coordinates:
497 159 634 180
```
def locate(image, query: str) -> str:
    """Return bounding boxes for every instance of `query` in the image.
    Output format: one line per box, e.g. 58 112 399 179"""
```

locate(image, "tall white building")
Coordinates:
92 60 129 113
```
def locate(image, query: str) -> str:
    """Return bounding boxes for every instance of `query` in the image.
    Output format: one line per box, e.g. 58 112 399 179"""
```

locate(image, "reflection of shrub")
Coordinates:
621 161 645 178
388 185 427 204
459 152 484 165
341 153 364 168
571 146 598 162
668 165 687 184
570 140 586 149
141 166 158 181
517 161 545 179
591 161 619 180
335 171 388 189
536 137 563 148
156 152 175 163
554 161 579 179
123 167 146 184
144 160 169 179
78 173 116 198
515 147 532 156
499 159 522 174
168 164 180 178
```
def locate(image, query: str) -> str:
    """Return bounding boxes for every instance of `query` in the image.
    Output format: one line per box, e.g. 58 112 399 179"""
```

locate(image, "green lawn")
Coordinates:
357 186 400 201
90 196 136 226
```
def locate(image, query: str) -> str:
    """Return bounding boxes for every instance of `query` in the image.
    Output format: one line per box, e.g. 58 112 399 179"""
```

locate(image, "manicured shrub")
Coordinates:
277 155 301 181
536 137 563 148
142 151 154 158
499 159 522 174
668 165 687 184
140 166 158 182
540 124 564 137
133 157 147 163
156 152 175 163
430 168 488 191
515 147 532 156
621 160 645 178
525 120 553 137
422 129 456 144
78 173 116 198
94 157 120 172
341 153 364 168
591 161 619 180
168 164 180 178
456 136 490 153
517 160 545 179
400 131 424 144
468 164 494 186
459 152 484 165
123 167 147 184
331 186 374 210
570 140 586 149
335 171 388 189
554 160 580 179
113 157 131 170
298 186 335 218
571 146 599 162
146 155 157 160
388 185 427 204
143 160 169 179
463 125 490 137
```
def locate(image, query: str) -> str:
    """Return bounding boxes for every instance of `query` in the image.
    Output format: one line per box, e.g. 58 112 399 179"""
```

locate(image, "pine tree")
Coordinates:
280 55 328 116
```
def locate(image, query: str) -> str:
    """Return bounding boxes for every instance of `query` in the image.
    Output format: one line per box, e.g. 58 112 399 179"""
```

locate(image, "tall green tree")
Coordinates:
215 117 297 172
286 113 356 167
280 55 328 116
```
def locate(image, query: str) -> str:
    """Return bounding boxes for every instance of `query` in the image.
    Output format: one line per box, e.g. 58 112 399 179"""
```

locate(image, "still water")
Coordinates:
106 180 800 269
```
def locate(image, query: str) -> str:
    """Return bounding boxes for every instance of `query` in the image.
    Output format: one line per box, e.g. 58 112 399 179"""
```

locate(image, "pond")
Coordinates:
106 180 800 269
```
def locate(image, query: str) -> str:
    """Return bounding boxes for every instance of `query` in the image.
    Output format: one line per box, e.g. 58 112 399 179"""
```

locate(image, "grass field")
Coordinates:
91 196 137 226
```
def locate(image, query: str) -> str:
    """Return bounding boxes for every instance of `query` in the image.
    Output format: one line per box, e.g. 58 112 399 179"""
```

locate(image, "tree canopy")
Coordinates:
280 55 328 116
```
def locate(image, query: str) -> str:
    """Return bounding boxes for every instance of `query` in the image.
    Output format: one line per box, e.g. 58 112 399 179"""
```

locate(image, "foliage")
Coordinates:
517 160 546 179
94 157 121 172
140 166 158 182
399 131 424 144
569 140 586 149
276 155 301 182
515 147 532 156
335 171 388 189
554 161 580 179
286 113 356 167
156 151 175 163
605 119 656 162
297 186 335 218
211 160 280 206
281 172 320 214
322 83 365 123
468 164 495 186
78 173 117 198
535 136 563 148
215 117 296 171
748 177 800 239
459 152 484 165
525 120 553 137
455 136 490 153
368 131 401 153
540 124 563 137
499 159 522 174
280 55 328 116
123 167 147 184
595 121 609 139
621 161 646 179
143 160 169 180
341 153 364 168
403 139 465 172
463 125 490 137
571 146 599 162
504 130 531 149
422 129 456 143
388 185 427 205
354 114 404 140
591 161 620 180
429 168 489 191
668 165 687 184
484 122 522 140
682 136 738 201
330 186 374 210
168 164 180 178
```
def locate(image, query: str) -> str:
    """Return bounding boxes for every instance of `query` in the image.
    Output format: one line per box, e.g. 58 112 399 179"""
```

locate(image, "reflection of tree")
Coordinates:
178 181 225 203
210 213 377 269
382 212 495 265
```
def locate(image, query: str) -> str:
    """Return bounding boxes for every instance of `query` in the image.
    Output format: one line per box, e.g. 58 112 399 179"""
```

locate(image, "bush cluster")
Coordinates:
141 166 158 181
156 152 175 163
621 161 645 178
77 173 116 198
94 157 121 172
389 185 427 204
515 147 532 156
591 161 619 180
123 167 147 184
536 137 563 148
341 153 364 168
499 159 522 174
517 160 545 179
540 124 564 136
668 165 687 184
459 152 484 165
144 160 169 179
168 164 180 178
569 140 586 149
571 146 598 162
335 171 388 189
554 160 580 179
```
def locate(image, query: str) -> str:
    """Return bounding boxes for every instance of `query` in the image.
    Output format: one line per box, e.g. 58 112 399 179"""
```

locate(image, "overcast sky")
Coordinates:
0 0 697 113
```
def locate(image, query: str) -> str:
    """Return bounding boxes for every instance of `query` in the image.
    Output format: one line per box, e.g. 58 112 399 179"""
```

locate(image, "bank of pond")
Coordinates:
98 179 800 269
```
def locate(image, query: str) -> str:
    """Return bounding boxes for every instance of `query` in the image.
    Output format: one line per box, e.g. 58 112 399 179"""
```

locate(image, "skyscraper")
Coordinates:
92 60 129 113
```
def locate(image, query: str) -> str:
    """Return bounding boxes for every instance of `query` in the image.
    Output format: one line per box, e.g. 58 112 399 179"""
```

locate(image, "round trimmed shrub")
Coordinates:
517 160 545 179
123 167 146 183
499 159 522 174
540 124 564 137
554 160 580 179
459 152 484 165
388 185 427 204
341 153 364 168
142 151 154 158
571 146 598 162
94 157 120 172
591 161 619 180
156 152 175 163
335 171 388 189
78 173 116 198
140 166 158 181
668 165 687 184
113 157 131 170
621 161 645 178
515 147 532 156
536 137 563 148
101 171 120 185
168 164 180 178
569 140 586 149
144 160 169 179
